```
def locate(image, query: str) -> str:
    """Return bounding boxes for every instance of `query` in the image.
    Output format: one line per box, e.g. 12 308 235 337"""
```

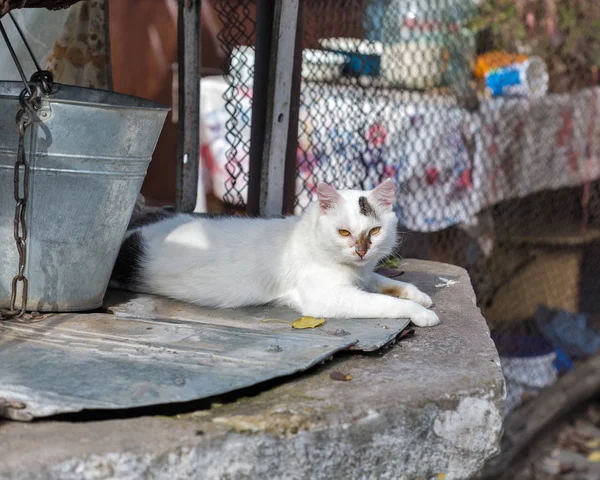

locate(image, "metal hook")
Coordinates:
30 70 54 95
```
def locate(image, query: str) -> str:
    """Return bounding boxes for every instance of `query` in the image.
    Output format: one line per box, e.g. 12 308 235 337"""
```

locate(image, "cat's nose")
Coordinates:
355 247 367 258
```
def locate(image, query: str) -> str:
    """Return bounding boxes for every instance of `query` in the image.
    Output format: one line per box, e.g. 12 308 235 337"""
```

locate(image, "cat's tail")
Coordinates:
110 209 176 290
109 229 146 291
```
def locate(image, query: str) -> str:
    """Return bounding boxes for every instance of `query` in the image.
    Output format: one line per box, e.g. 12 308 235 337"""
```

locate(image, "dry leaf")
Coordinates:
292 316 325 329
376 266 405 278
378 256 400 270
399 329 415 339
586 439 600 449
588 451 600 462
330 371 352 381
437 474 446 480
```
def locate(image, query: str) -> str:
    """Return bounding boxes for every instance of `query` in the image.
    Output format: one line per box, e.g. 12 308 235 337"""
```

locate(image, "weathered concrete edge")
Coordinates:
2 389 503 480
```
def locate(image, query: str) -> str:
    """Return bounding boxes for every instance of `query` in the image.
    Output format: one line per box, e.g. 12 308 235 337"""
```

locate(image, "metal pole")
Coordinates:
176 0 201 212
282 0 303 216
258 0 300 217
246 0 274 216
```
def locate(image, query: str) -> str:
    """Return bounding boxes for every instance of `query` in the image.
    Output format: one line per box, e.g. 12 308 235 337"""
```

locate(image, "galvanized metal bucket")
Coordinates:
0 81 169 312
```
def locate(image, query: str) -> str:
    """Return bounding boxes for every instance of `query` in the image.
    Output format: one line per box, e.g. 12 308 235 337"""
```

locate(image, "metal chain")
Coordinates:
0 11 54 320
0 86 38 320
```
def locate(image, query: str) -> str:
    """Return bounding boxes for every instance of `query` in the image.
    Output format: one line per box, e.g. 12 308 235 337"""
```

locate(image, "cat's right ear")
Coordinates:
369 178 396 211
316 183 341 215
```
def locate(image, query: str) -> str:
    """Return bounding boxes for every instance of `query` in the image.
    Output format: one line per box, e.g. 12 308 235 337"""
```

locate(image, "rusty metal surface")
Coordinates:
258 0 300 216
0 290 409 421
175 0 200 212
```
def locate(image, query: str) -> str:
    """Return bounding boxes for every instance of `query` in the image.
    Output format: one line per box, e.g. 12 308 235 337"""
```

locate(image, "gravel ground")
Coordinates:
505 401 600 480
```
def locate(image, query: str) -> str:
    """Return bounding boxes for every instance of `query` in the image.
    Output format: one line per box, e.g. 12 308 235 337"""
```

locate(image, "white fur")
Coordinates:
128 180 440 327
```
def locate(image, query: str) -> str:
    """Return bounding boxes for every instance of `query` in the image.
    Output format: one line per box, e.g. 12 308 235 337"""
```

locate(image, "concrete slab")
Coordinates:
0 260 504 480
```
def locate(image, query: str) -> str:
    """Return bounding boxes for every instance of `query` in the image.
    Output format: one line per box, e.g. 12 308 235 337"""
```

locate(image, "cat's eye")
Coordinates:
338 229 351 237
370 226 381 236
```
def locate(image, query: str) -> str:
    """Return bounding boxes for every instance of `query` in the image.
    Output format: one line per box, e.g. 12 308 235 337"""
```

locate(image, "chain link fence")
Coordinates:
206 0 600 415
212 0 256 210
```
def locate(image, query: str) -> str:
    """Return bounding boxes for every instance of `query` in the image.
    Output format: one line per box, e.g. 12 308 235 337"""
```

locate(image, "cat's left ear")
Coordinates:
369 178 396 211
316 182 342 214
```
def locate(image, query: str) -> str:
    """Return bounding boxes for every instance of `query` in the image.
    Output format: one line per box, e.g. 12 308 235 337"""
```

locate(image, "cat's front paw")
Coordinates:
382 283 433 308
409 307 440 327
411 289 433 308
401 285 433 308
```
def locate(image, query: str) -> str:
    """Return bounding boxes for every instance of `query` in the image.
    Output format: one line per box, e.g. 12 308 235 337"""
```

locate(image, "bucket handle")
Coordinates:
0 12 54 98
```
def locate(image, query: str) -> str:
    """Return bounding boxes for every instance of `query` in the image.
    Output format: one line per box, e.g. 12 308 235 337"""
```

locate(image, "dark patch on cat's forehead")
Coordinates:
358 196 378 218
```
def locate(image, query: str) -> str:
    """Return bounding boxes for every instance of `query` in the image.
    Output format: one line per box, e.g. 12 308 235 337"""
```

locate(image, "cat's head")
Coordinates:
315 179 397 267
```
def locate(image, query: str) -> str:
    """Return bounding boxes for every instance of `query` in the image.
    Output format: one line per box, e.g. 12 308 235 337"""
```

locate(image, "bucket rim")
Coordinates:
0 81 170 111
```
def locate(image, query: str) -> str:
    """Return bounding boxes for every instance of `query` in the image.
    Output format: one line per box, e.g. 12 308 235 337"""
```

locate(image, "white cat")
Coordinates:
111 179 440 327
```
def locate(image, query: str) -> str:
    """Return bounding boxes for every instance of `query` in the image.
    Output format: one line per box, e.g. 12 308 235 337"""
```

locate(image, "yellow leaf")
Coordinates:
437 474 446 480
586 439 600 449
588 451 600 462
291 316 325 329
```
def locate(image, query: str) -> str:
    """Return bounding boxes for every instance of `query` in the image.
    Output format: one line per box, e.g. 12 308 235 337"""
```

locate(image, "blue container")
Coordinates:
486 64 525 96
345 52 381 77
485 57 549 98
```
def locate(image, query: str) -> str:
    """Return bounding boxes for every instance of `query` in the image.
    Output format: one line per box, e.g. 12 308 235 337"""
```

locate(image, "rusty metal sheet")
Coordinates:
0 291 409 421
